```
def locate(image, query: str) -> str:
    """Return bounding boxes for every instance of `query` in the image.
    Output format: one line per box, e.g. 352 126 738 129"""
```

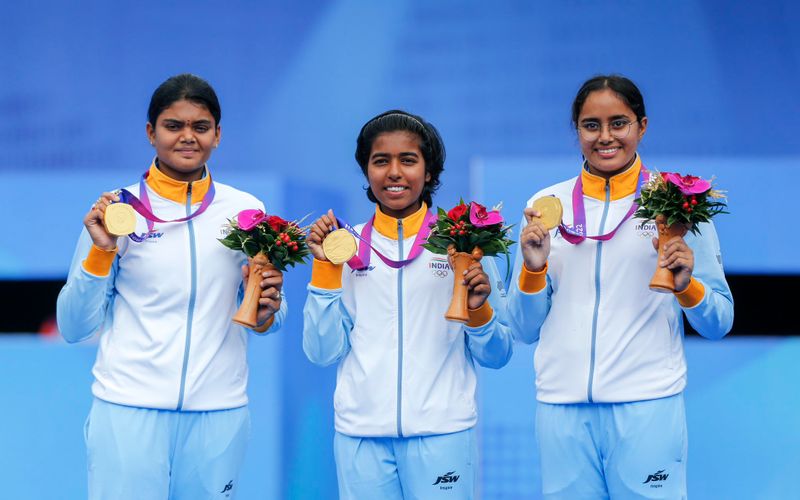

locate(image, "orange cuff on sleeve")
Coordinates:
674 277 705 308
82 245 118 277
252 316 275 333
518 262 548 293
467 301 494 328
310 258 344 289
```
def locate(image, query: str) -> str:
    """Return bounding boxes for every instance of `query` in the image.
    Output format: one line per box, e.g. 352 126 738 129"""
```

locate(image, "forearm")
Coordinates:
508 255 551 344
56 233 117 343
681 222 734 339
679 277 734 339
465 259 513 368
466 314 513 369
508 288 550 344
302 286 351 366
302 259 351 366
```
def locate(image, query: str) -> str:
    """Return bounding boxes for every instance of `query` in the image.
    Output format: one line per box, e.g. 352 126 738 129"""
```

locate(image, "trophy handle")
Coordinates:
649 215 689 293
445 246 483 323
233 252 271 328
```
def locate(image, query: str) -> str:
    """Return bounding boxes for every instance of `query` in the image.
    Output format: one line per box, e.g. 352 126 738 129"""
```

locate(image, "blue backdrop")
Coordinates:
1 1 797 498
1 0 798 277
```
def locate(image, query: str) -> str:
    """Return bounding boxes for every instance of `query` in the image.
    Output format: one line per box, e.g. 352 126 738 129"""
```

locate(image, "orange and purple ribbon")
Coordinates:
558 168 648 244
118 171 216 242
335 211 437 270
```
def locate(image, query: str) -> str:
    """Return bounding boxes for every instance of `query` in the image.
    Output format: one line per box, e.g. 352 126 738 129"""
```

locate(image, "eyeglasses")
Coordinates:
577 119 635 141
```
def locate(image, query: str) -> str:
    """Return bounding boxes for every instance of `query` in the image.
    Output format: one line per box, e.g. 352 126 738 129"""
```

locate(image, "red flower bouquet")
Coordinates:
424 200 514 323
634 171 727 292
635 172 726 231
424 201 514 257
219 209 310 327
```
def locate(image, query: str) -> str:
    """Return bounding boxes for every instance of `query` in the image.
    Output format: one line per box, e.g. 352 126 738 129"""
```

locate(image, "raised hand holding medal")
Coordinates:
520 196 563 273
103 201 137 237
307 209 358 265
530 196 563 230
323 229 358 265
84 191 124 251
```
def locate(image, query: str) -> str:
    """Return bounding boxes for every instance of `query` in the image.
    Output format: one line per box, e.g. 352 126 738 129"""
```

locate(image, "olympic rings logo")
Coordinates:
432 269 449 278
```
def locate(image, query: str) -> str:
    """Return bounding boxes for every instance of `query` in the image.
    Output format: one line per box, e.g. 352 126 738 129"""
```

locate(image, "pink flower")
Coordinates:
237 209 266 231
469 202 503 227
665 173 711 195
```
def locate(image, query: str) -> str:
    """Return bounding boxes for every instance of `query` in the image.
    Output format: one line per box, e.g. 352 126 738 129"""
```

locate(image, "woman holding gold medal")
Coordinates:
302 110 513 499
508 75 734 499
57 74 285 500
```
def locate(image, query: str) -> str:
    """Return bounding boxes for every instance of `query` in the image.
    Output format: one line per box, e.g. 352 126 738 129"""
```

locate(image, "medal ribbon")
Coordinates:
118 171 216 242
335 211 437 270
558 167 649 244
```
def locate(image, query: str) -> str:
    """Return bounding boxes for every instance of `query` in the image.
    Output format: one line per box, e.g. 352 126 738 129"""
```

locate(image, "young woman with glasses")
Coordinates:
507 75 733 499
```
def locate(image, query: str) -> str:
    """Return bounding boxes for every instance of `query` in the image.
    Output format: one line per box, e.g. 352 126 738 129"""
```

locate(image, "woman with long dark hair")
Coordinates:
508 75 733 499
57 74 285 499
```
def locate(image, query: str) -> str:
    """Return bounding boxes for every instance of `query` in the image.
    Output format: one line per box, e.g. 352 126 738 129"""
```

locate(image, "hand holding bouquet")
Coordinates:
634 172 727 292
219 209 310 327
424 201 514 323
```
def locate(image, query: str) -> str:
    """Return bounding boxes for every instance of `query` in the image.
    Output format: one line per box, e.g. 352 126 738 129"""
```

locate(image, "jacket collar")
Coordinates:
373 203 428 240
145 160 211 204
581 154 642 201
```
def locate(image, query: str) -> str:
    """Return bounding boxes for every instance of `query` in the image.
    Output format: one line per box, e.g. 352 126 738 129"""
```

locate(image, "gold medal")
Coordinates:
104 203 138 236
322 228 358 265
532 196 563 230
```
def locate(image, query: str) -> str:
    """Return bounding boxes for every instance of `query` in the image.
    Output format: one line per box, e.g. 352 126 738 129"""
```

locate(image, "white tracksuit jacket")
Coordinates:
57 163 285 411
303 204 513 437
508 157 734 404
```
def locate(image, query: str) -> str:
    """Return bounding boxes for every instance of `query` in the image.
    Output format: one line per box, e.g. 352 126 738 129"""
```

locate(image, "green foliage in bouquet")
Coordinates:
634 172 727 235
219 209 310 271
423 200 515 257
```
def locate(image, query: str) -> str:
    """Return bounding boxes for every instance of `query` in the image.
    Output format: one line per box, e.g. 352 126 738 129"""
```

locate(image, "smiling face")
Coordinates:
367 131 431 219
577 88 647 178
146 99 221 181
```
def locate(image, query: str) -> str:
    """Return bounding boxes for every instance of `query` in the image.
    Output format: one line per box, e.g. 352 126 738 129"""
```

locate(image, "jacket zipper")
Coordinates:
396 218 404 438
587 181 611 403
176 182 198 410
